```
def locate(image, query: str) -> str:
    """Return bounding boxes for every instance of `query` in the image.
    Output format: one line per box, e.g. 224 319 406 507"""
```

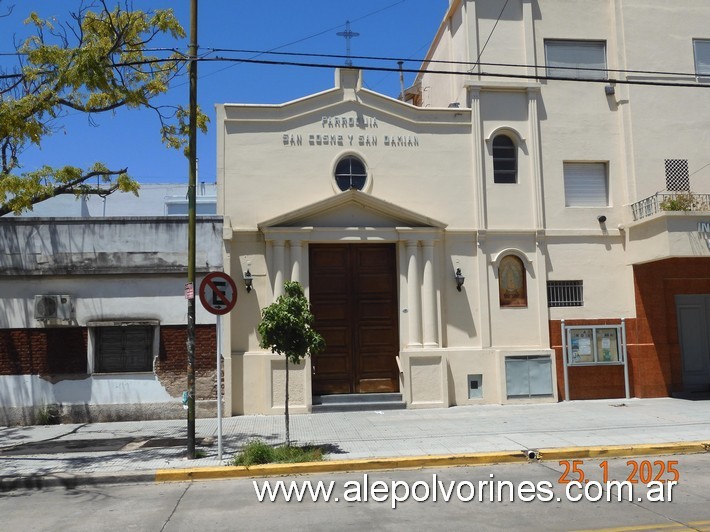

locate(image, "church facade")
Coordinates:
217 0 710 415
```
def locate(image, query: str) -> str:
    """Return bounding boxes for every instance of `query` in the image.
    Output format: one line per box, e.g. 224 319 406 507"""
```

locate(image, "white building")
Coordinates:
0 184 222 424
218 0 710 415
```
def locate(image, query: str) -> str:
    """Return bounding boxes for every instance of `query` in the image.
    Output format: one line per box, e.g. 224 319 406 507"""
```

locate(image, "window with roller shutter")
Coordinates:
563 162 609 207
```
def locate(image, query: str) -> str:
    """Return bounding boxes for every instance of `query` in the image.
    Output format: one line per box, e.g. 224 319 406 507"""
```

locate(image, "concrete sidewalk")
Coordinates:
1 398 709 489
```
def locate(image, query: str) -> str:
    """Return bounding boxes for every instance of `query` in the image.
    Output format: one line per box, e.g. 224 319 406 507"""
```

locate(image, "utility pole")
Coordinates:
186 0 198 459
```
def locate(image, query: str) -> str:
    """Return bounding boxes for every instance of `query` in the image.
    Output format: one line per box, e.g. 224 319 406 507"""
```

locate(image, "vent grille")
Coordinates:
665 159 690 191
547 281 584 307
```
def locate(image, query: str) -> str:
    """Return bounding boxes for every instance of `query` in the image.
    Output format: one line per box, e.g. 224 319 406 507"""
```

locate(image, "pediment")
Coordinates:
258 190 446 230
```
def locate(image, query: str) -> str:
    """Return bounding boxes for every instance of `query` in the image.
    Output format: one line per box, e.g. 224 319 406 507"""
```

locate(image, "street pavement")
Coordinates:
1 397 709 490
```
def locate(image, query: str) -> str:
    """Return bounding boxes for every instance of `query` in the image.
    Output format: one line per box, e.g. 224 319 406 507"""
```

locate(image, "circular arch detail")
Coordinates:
330 151 373 194
485 127 527 152
490 248 533 273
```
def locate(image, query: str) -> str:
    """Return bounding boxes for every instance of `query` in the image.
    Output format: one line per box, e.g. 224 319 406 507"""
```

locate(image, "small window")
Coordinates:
335 156 367 191
499 255 527 308
564 162 609 207
694 40 710 77
492 135 517 184
545 40 607 79
95 325 154 373
547 280 584 307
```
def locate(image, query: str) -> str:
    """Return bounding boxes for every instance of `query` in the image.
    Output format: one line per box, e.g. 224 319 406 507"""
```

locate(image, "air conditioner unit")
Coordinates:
34 295 73 320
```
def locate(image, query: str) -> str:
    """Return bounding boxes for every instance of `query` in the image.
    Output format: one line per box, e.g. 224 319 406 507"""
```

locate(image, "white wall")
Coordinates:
0 374 175 408
0 276 216 329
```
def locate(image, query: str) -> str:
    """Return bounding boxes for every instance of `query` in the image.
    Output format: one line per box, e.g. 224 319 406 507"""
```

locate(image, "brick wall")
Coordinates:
0 328 87 375
0 325 218 400
550 257 710 401
634 257 710 396
156 325 217 399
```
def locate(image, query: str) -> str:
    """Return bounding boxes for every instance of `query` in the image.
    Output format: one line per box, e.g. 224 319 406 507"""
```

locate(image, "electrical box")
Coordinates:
467 374 483 399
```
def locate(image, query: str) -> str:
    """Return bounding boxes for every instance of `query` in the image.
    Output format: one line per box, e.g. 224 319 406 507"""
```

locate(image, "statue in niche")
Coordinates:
499 255 527 307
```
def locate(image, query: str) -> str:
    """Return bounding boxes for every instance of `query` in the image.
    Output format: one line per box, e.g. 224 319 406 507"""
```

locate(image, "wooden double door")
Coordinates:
309 244 400 395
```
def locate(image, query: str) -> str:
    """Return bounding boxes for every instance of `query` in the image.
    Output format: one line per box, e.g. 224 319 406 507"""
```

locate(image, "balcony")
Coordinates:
631 192 710 221
625 193 710 264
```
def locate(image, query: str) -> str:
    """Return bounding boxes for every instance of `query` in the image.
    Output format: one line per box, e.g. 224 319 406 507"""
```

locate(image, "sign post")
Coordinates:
199 272 238 462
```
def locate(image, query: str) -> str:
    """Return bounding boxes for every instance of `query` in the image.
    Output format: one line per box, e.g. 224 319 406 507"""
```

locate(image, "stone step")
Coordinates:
313 393 403 405
311 401 406 413
312 393 406 413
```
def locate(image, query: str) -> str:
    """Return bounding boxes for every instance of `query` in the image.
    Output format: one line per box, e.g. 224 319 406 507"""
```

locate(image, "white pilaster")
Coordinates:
470 88 487 230
522 0 537 78
406 240 422 348
290 240 303 285
421 240 438 347
272 240 285 299
528 88 545 230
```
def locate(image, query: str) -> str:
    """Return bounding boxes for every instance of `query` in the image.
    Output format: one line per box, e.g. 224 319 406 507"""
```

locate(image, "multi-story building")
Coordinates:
219 0 710 415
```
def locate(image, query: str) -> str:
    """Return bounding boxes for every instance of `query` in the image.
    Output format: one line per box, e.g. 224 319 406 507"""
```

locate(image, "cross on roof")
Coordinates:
336 20 360 67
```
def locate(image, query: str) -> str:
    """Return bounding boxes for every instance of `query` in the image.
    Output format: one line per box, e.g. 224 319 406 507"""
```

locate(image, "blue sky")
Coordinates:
2 1 448 185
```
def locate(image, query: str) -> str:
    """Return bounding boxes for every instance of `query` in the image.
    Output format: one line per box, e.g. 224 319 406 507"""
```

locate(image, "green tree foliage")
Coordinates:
258 281 325 446
0 1 209 216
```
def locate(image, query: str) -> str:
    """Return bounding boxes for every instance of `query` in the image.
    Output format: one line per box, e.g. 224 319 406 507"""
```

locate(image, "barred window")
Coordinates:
547 281 584 307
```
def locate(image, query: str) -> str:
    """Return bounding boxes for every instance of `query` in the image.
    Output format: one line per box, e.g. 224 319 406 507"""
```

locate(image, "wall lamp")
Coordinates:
455 268 465 292
243 269 253 293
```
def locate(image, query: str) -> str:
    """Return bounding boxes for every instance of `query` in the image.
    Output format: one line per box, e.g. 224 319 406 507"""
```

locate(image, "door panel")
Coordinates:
676 295 710 391
310 244 399 395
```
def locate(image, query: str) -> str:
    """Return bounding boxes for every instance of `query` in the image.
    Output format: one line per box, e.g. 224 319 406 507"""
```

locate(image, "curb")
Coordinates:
1 471 156 492
536 441 710 461
155 440 710 483
3 441 707 490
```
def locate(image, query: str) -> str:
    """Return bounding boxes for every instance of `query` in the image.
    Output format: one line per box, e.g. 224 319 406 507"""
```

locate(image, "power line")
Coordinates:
2 52 709 89
2 42 705 82
202 48 704 80
200 55 710 89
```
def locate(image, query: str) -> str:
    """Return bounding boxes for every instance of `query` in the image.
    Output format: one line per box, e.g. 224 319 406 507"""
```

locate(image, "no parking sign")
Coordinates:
199 272 237 315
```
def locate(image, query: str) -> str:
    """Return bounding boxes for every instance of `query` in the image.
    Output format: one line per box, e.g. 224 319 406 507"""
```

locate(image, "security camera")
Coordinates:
597 215 607 223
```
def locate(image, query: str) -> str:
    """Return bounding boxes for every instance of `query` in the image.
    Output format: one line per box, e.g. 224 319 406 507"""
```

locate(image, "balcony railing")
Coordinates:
631 192 710 221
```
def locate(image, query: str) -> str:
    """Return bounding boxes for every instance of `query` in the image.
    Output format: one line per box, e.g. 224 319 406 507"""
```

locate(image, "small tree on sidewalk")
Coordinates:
258 281 325 446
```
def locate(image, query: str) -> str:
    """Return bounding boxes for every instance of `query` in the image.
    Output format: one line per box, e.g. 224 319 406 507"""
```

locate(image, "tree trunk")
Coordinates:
285 358 290 446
